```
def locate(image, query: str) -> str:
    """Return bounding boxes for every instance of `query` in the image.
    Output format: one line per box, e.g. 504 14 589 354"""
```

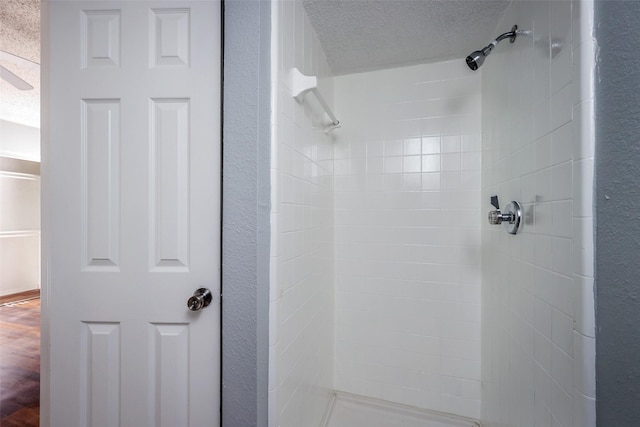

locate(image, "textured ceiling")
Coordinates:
0 0 40 129
0 0 510 128
302 0 510 74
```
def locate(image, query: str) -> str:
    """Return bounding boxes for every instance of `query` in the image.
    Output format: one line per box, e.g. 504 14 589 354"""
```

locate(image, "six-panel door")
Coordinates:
45 1 221 425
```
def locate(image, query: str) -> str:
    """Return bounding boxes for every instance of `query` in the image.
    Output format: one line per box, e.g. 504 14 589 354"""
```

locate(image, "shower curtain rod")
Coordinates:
290 67 341 130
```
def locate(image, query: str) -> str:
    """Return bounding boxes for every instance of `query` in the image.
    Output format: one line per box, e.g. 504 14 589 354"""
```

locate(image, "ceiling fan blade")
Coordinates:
0 50 39 71
0 65 34 90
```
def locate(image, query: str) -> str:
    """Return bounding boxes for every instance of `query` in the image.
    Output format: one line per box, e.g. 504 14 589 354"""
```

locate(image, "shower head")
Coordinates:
466 25 518 71
466 49 489 71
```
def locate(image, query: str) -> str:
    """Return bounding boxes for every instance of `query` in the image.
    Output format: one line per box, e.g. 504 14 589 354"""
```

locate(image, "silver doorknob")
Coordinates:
187 288 213 311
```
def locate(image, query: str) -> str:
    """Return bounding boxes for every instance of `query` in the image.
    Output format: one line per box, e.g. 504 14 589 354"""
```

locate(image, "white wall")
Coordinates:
0 156 41 296
0 120 41 162
333 61 483 419
269 0 336 425
480 1 595 426
0 120 41 297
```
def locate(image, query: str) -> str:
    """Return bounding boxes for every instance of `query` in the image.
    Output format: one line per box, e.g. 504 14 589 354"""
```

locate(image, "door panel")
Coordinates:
45 1 221 426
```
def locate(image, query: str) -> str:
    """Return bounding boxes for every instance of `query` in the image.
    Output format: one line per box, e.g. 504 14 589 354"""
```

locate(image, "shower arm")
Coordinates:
480 26 518 56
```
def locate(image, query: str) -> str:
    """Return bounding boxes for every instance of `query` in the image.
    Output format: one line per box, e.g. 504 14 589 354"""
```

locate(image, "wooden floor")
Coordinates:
0 298 40 427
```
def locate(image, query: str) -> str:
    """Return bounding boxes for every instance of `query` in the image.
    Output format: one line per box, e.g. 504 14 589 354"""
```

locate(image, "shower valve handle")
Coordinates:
488 195 511 224
490 195 500 210
488 210 514 225
488 198 522 234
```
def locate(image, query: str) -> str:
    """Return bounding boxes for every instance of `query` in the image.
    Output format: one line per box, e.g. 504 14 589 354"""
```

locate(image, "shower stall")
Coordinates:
268 1 595 426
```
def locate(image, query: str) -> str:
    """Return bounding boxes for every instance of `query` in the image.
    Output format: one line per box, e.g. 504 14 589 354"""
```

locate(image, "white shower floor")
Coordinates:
323 393 480 427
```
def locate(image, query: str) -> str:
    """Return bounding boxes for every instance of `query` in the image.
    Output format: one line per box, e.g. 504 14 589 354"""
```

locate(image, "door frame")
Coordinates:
40 1 270 426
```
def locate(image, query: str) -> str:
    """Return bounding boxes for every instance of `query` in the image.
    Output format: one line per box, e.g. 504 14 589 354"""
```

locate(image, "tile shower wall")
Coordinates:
334 61 483 419
269 0 335 426
480 1 595 427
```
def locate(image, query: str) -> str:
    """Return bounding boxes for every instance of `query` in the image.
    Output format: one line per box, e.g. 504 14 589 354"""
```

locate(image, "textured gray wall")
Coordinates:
595 2 640 425
222 1 271 426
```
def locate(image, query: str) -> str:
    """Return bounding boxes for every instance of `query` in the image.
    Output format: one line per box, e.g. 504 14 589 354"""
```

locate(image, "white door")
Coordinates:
43 1 221 426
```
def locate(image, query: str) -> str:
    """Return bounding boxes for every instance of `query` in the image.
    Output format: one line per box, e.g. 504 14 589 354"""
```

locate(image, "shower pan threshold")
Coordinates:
322 392 480 427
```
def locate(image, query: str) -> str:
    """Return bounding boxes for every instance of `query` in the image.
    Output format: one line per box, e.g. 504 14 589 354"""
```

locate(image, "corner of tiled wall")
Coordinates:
570 1 596 425
269 0 336 426
480 1 595 426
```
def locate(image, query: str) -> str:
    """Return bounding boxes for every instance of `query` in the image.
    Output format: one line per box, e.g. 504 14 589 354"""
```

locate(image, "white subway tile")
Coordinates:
551 237 573 277
403 155 421 173
534 234 553 270
550 123 573 166
384 139 403 156
550 161 573 200
534 331 553 375
534 298 553 339
422 154 441 172
534 100 551 140
519 142 536 178
384 156 403 174
551 379 574 427
551 201 573 239
534 361 553 412
461 151 481 171
441 153 461 172
551 49 573 95
461 170 481 191
402 173 422 191
403 137 422 156
552 309 574 356
441 135 461 153
534 168 552 203
551 344 574 397
441 357 481 381
551 272 574 317
367 138 384 157
549 85 573 132
441 171 462 190
422 136 441 154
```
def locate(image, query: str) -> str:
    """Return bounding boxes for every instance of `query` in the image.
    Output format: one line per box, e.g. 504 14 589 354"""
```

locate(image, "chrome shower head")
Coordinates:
466 25 518 71
465 49 488 71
